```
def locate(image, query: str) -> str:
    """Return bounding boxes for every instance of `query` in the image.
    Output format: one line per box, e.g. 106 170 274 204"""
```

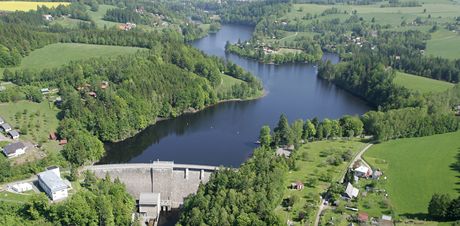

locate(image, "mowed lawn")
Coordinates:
364 131 460 216
1 43 144 75
427 29 460 60
0 1 69 11
394 71 455 94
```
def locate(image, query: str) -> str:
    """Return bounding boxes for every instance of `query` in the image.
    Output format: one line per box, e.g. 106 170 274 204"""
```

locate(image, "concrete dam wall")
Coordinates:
85 161 217 208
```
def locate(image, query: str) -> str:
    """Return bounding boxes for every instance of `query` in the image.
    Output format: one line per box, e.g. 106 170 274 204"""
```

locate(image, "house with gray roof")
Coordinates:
0 123 12 132
8 130 19 140
38 168 68 201
2 142 27 158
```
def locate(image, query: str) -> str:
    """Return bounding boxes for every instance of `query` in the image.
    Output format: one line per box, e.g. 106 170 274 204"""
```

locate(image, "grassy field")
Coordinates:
0 1 69 11
394 71 455 94
86 4 121 28
364 131 460 216
216 74 243 95
0 43 144 75
275 139 368 225
426 29 460 60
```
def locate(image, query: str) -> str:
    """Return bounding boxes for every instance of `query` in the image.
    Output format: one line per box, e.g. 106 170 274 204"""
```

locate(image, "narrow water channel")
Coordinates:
100 24 371 167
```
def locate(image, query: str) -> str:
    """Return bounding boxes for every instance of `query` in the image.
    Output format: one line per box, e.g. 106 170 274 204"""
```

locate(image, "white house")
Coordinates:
344 183 359 199
8 130 20 140
0 123 12 132
38 167 68 201
2 142 27 158
11 183 33 193
43 14 53 21
354 165 372 178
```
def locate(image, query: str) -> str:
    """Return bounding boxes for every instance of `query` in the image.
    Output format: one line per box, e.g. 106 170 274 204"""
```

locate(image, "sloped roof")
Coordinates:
355 165 369 174
345 183 359 198
8 130 19 137
3 142 26 155
38 170 67 192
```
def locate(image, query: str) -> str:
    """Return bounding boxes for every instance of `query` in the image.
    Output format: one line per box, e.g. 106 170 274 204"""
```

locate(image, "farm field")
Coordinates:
426 29 460 60
0 1 69 11
394 71 455 94
274 139 368 225
364 131 460 216
0 43 144 76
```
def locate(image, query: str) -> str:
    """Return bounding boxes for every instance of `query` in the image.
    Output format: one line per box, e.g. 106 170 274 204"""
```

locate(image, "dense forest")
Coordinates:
178 146 288 225
218 0 291 25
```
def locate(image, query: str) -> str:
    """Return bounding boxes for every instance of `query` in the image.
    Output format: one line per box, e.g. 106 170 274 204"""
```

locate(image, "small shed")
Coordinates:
8 130 20 140
372 170 383 180
276 147 291 158
0 123 12 132
59 139 67 145
11 183 33 193
49 132 57 141
290 181 304 190
358 212 369 222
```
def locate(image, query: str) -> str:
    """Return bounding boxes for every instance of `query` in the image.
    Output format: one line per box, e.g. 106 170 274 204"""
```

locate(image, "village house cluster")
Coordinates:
0 116 26 158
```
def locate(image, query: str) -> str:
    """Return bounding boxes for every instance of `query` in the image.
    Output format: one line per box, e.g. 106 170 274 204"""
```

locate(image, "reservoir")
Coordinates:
101 24 371 167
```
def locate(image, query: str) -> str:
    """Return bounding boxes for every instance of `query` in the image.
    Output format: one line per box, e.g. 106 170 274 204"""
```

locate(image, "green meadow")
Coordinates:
1 43 144 76
426 29 460 60
394 71 455 94
364 131 460 216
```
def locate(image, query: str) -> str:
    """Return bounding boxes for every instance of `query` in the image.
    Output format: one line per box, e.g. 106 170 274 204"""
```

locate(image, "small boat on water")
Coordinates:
254 140 261 144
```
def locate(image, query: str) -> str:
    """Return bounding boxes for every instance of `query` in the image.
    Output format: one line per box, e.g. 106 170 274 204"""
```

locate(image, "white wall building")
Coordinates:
38 167 68 201
12 183 33 193
2 142 27 158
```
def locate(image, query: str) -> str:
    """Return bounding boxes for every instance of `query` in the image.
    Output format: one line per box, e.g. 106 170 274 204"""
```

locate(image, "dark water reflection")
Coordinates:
100 24 371 167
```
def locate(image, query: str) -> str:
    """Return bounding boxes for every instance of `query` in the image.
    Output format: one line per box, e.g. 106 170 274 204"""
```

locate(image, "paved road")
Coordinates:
314 143 373 226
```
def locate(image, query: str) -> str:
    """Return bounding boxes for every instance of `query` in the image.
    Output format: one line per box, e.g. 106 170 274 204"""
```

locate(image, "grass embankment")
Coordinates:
394 71 455 94
0 1 69 11
275 139 368 225
364 131 460 216
1 43 144 76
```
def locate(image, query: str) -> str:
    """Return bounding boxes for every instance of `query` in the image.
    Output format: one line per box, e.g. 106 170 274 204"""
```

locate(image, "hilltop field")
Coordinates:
364 131 460 216
0 43 145 76
0 1 69 11
394 71 455 94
